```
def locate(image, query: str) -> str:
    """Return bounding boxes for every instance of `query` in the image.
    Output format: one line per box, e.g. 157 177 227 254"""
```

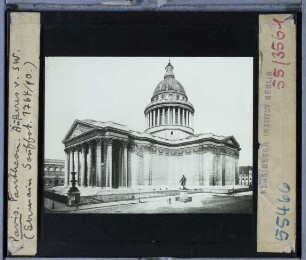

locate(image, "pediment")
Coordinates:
227 139 234 145
63 120 94 142
224 136 240 148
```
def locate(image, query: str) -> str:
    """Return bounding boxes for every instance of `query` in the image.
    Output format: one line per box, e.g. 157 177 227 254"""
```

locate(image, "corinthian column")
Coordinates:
162 108 165 125
81 146 86 187
150 110 153 127
75 148 79 186
178 107 181 125
153 109 156 126
87 144 93 186
106 139 113 188
172 107 175 124
167 107 170 125
157 108 160 126
96 139 102 187
69 149 74 185
122 141 128 187
187 111 190 126
64 150 69 186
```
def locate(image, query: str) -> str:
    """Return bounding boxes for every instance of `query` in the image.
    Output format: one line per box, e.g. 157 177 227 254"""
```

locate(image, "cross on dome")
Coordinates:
152 60 186 97
164 59 174 78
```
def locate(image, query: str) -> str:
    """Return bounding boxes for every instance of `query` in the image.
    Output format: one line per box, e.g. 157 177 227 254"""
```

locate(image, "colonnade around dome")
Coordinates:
145 106 194 129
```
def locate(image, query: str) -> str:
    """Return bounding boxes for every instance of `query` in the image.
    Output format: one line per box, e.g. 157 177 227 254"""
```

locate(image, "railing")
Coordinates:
45 186 251 206
81 189 200 205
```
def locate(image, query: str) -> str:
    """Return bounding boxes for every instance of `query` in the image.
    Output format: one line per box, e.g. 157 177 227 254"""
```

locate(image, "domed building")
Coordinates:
62 61 240 190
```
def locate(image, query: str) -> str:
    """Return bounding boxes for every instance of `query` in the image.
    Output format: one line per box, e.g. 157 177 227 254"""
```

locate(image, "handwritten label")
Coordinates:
275 182 291 241
7 12 40 256
258 14 296 253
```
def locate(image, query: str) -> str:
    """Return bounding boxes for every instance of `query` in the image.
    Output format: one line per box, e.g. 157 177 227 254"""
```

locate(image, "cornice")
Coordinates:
63 121 241 151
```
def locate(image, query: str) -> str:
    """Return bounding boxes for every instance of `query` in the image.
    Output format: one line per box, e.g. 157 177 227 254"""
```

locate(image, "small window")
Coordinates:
171 131 173 135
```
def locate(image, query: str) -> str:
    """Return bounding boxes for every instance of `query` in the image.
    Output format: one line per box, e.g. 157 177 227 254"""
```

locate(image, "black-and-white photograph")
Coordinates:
44 57 253 214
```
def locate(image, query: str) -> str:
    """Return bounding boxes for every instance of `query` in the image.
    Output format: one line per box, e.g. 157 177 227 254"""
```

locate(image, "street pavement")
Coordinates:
45 192 252 214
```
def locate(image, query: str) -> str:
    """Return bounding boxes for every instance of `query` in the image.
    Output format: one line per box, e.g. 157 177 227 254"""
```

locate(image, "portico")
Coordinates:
64 137 129 189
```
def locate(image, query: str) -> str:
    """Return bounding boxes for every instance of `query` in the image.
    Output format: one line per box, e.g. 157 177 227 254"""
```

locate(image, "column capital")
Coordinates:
105 138 113 145
75 145 82 151
66 146 76 152
122 141 128 148
95 138 103 145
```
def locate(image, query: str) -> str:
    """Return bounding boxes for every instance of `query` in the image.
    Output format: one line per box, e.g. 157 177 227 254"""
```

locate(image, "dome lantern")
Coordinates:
164 61 174 78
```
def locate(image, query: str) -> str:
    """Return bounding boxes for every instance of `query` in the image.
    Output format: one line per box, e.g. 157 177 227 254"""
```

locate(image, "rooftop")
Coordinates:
63 119 240 149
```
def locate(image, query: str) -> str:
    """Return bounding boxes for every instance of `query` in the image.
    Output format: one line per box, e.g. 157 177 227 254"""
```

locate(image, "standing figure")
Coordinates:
179 175 187 189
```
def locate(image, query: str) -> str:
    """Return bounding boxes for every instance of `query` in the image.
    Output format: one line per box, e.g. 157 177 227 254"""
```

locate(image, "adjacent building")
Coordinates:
62 62 241 190
44 159 65 187
239 166 253 186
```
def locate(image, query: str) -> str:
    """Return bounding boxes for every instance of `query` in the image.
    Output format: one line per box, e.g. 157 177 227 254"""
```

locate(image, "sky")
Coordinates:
45 57 253 166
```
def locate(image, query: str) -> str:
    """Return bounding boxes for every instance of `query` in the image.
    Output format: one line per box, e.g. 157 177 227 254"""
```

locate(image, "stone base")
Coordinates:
67 191 81 206
176 190 192 203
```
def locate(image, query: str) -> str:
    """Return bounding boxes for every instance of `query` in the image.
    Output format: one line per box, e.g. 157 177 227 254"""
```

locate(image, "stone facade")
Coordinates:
62 61 241 189
239 166 253 186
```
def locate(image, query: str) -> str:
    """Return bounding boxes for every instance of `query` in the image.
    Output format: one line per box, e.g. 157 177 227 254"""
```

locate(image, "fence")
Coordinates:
81 189 200 205
45 186 250 206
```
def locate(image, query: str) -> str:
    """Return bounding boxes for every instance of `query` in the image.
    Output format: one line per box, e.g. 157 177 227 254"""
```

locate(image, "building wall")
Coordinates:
150 128 192 140
127 145 238 189
44 159 65 187
239 166 253 186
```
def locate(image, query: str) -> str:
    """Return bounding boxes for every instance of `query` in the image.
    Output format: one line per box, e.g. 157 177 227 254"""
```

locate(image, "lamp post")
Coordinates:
52 189 55 209
55 169 60 187
139 188 141 203
67 171 81 206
